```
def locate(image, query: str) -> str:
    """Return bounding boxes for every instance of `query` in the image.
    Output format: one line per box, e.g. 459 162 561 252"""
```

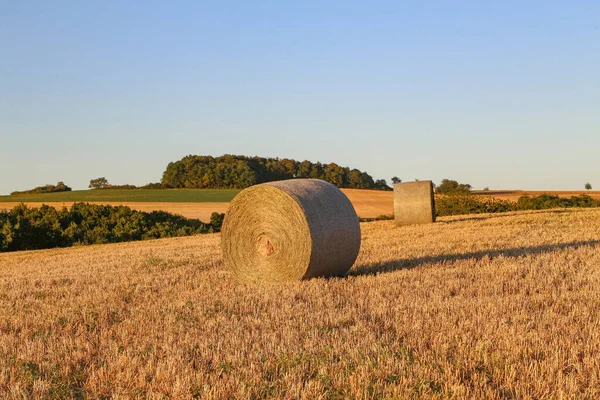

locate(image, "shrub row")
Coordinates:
0 203 224 253
11 182 72 195
435 195 517 216
94 184 165 190
436 194 600 217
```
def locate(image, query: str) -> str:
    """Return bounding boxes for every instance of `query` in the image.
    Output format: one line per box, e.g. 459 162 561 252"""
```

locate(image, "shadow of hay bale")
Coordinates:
350 240 600 277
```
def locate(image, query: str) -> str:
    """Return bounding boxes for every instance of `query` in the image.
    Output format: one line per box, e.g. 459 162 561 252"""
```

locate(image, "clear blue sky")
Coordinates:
1 1 598 194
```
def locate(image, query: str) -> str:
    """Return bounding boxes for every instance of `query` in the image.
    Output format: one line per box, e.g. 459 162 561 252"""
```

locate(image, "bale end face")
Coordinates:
394 181 436 226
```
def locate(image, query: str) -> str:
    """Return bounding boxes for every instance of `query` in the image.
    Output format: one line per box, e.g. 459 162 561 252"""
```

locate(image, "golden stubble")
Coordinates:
1 208 600 399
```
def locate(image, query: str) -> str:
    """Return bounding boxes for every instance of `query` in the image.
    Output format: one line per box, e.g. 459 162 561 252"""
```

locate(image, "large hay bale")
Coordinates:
394 181 436 226
221 179 361 283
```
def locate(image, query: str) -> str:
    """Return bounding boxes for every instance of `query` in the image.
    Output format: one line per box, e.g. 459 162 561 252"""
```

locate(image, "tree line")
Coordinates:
10 182 72 195
435 193 600 217
160 155 391 190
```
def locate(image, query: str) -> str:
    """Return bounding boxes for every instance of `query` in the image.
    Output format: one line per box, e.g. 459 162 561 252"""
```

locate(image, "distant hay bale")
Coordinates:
221 179 361 283
394 181 436 226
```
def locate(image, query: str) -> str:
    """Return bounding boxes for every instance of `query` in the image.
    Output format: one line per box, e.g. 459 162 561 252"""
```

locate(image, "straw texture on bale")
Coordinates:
221 179 361 283
394 180 436 226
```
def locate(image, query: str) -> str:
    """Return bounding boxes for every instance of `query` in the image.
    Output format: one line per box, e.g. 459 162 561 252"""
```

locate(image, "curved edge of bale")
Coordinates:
265 179 361 279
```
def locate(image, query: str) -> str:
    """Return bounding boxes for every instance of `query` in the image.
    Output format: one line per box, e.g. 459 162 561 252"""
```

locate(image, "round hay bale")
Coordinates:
221 179 361 283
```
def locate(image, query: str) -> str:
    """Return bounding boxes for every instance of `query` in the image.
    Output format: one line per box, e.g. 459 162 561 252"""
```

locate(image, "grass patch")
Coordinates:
0 189 240 203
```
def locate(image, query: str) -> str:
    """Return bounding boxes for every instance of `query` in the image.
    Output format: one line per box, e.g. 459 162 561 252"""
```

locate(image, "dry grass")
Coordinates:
1 209 600 398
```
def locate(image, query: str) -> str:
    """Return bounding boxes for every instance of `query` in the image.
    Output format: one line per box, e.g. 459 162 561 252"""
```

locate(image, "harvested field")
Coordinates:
0 189 394 220
342 188 393 218
1 208 600 398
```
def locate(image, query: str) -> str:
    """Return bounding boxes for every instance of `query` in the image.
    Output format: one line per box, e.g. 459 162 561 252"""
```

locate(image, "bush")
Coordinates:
141 182 165 189
435 195 517 216
0 203 222 253
359 214 394 222
436 179 472 195
11 182 72 195
435 193 600 217
517 194 600 210
210 212 225 229
96 184 139 190
88 178 166 190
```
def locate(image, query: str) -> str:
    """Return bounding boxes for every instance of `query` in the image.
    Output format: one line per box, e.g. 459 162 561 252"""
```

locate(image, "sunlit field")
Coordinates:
0 188 394 221
1 209 600 398
0 189 240 204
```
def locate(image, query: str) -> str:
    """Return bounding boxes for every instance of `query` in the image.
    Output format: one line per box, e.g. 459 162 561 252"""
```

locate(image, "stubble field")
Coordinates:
1 208 600 398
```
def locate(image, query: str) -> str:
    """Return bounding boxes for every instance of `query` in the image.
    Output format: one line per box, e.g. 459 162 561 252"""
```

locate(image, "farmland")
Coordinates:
0 189 240 204
1 208 600 398
0 189 394 221
2 189 599 222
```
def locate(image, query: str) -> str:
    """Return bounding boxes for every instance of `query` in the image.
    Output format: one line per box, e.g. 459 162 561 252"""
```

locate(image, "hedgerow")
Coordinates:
436 194 600 217
11 182 72 195
0 203 223 253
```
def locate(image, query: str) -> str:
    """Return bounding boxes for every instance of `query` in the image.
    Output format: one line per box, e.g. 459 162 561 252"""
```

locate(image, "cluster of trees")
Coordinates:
435 179 472 195
89 177 163 190
436 194 600 217
11 182 72 196
161 155 391 190
0 203 224 253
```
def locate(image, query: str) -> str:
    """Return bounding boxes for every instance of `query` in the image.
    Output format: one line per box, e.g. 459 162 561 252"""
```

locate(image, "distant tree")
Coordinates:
374 179 392 191
391 177 402 184
483 187 490 191
10 182 72 195
296 160 313 178
437 179 472 195
141 182 164 189
89 177 110 189
585 183 592 191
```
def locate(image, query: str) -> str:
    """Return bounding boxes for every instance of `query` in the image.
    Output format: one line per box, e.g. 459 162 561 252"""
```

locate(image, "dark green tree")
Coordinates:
89 177 110 189
437 179 472 195
11 182 72 195
374 179 392 191
585 183 592 190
